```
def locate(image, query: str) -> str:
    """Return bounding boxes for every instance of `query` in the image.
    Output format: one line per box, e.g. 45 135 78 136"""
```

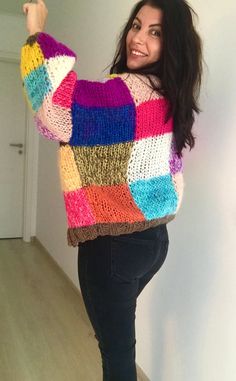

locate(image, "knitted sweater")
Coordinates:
20 32 184 247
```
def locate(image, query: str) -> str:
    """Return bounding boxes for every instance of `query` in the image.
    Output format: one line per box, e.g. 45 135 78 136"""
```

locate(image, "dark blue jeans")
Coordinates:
77 223 169 381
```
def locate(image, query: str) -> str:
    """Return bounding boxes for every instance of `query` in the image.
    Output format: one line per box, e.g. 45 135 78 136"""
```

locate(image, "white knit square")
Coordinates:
44 56 76 92
127 133 172 183
119 73 163 106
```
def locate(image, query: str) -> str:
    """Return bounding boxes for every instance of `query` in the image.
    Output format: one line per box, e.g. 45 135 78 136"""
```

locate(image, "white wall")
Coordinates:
0 12 38 238
0 13 27 53
29 0 236 380
136 1 236 380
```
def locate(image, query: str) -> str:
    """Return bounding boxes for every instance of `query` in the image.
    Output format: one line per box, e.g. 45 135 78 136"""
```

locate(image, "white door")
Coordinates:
0 60 26 238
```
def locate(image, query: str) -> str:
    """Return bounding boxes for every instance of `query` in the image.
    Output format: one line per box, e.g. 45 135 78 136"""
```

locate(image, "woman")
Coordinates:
21 0 203 380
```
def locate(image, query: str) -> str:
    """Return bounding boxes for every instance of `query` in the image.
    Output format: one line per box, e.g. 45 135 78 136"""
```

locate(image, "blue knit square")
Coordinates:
69 103 136 146
24 64 52 112
129 174 178 219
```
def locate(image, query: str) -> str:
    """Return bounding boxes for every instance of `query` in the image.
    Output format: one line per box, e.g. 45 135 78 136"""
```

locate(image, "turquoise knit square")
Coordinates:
129 174 178 219
24 64 52 112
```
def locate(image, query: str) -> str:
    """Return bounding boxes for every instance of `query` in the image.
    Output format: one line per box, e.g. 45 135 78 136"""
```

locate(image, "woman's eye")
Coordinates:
151 30 161 37
132 23 140 30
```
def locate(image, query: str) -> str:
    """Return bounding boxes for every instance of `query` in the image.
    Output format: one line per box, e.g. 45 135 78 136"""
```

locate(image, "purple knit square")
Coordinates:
37 32 77 60
73 77 135 108
34 115 60 141
169 140 183 174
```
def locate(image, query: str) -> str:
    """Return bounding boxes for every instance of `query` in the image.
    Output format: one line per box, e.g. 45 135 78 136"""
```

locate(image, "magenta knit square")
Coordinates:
37 32 77 60
73 77 134 108
63 189 96 228
135 98 173 140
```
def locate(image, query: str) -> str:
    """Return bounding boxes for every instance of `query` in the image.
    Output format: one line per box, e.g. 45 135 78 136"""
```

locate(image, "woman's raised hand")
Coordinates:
22 0 48 35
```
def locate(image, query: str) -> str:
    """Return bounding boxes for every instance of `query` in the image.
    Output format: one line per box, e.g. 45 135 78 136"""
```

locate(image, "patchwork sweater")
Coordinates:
20 32 184 247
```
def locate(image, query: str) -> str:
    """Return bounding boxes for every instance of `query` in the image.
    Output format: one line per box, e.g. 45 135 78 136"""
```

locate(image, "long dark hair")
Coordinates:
107 0 204 158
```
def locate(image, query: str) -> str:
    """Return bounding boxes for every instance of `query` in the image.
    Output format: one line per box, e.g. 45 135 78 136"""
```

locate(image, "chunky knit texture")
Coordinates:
20 32 184 247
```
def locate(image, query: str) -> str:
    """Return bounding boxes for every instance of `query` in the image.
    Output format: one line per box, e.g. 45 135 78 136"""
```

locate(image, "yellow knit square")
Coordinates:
20 42 44 79
107 74 118 79
58 145 82 192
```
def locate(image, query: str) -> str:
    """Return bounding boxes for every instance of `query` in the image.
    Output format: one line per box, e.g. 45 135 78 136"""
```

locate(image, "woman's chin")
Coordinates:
127 60 143 70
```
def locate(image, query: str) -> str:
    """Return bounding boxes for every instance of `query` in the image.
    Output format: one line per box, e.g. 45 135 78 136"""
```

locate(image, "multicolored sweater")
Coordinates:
20 32 184 247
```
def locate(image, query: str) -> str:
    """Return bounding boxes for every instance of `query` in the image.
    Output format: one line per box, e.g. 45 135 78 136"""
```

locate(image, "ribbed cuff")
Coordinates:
25 32 41 46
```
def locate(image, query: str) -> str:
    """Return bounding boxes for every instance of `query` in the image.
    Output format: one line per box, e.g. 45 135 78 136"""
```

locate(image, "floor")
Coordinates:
0 238 149 381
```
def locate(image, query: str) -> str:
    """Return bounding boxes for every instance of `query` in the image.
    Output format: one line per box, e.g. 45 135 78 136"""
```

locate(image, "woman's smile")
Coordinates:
130 48 148 57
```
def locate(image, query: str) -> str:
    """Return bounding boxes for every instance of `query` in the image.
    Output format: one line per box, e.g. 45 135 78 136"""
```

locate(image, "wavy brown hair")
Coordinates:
107 0 204 158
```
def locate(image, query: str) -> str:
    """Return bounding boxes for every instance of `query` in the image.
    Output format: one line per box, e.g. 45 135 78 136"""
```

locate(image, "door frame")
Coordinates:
0 51 38 242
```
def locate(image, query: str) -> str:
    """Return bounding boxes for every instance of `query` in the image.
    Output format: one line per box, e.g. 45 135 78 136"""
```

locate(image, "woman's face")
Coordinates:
126 5 163 70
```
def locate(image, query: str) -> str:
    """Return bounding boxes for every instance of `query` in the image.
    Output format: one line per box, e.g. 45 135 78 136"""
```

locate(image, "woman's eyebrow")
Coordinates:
134 16 162 27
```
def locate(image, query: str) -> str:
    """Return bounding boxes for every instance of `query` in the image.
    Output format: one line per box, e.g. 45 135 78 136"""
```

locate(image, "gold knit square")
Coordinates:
72 142 134 186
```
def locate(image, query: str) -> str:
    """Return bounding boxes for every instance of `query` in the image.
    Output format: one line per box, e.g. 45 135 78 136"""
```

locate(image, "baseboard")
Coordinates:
31 236 150 381
137 364 150 381
31 236 81 297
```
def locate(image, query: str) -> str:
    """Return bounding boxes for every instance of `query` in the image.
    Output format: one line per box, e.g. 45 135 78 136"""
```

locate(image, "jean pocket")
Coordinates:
110 235 157 282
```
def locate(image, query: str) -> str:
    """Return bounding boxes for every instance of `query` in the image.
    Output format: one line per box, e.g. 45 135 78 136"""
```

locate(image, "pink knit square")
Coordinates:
63 188 96 228
37 94 72 142
52 70 77 108
136 99 173 140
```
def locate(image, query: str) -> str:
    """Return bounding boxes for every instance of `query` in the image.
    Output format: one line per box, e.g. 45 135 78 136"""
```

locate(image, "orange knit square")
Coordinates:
84 183 145 223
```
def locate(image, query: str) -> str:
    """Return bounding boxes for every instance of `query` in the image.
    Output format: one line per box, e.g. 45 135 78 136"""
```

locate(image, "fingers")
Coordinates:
22 1 43 15
22 3 30 14
36 0 47 10
22 0 48 19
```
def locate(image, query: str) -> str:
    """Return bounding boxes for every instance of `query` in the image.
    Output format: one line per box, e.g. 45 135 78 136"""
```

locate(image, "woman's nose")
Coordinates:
132 30 146 44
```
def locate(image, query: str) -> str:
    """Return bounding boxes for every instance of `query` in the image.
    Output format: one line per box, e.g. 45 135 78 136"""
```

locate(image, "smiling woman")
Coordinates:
110 0 203 159
126 5 163 70
20 1 204 380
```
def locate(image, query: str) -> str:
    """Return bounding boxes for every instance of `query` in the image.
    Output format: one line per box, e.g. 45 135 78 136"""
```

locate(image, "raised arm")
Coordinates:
20 1 137 143
20 31 78 141
21 1 79 141
20 29 138 144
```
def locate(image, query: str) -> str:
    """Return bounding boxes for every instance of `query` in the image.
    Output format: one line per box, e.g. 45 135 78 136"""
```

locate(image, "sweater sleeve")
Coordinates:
20 32 78 142
20 32 135 144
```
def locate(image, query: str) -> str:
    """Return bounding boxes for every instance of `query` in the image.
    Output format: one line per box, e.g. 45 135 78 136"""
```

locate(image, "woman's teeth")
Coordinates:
131 50 146 57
